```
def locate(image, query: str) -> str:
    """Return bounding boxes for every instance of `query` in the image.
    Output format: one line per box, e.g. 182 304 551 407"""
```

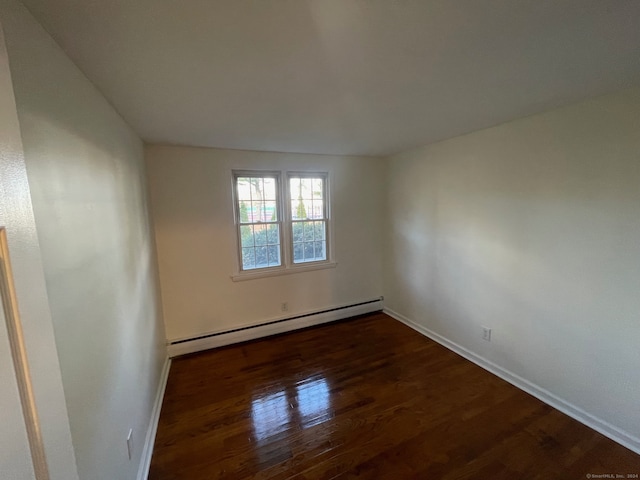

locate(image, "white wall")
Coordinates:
0 18 78 480
0 1 167 479
384 86 640 450
146 146 384 341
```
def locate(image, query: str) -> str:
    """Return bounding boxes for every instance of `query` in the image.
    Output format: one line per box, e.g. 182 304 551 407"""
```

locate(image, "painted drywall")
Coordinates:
0 17 78 480
0 1 167 479
384 87 640 448
146 146 384 341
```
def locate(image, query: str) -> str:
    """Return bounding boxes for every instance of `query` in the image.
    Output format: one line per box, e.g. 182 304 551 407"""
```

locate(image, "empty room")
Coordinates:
0 0 639 479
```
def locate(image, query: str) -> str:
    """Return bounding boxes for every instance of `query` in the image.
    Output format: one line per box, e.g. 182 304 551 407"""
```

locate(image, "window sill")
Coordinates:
231 261 337 282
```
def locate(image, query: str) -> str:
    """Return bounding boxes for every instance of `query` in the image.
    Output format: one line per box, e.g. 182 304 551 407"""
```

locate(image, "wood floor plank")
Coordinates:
149 313 640 479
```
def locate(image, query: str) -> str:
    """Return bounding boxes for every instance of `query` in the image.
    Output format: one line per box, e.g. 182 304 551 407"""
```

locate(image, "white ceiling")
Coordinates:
20 0 640 156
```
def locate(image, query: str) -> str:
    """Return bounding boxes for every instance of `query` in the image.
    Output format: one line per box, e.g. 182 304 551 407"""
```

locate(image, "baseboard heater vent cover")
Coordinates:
167 297 383 357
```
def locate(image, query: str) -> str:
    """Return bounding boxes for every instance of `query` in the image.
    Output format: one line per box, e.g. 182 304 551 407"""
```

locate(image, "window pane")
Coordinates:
303 242 314 260
292 223 303 243
243 178 265 205
238 201 249 223
247 201 260 222
266 224 279 245
310 199 324 219
254 225 267 246
263 177 276 200
303 222 314 242
313 221 325 240
255 246 268 268
240 225 254 248
293 243 304 263
237 178 252 200
312 178 323 199
267 245 281 266
264 201 277 221
256 178 265 201
290 178 301 200
301 178 313 199
292 199 308 220
304 199 313 219
242 247 255 269
314 241 326 261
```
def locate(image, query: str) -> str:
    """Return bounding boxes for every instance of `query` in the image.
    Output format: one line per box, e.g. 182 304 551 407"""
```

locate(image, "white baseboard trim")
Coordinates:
137 356 171 480
168 298 383 357
383 307 640 456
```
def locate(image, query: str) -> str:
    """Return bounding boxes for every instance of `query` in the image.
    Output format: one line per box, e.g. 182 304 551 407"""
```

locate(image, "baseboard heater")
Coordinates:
167 297 384 357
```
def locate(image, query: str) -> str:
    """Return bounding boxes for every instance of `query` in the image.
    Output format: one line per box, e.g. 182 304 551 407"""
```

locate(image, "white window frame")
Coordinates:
232 170 284 274
286 172 330 266
231 170 336 282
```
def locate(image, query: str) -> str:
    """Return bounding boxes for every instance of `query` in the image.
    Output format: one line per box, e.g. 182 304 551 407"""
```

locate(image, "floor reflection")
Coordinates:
251 390 290 441
297 378 331 428
251 376 332 443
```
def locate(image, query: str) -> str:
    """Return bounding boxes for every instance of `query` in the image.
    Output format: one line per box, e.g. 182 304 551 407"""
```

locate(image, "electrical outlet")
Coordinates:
481 327 492 342
126 429 133 460
281 302 288 312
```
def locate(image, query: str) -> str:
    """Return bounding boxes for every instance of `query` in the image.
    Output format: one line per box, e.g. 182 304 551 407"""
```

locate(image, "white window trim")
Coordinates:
286 171 331 267
231 169 335 281
232 170 284 274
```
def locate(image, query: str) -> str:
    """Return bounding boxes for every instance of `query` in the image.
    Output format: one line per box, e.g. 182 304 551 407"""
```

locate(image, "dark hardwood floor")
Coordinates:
149 312 640 479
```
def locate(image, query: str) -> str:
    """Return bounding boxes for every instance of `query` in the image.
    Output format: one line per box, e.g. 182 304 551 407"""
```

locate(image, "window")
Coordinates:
289 174 328 264
234 173 282 270
233 170 332 278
